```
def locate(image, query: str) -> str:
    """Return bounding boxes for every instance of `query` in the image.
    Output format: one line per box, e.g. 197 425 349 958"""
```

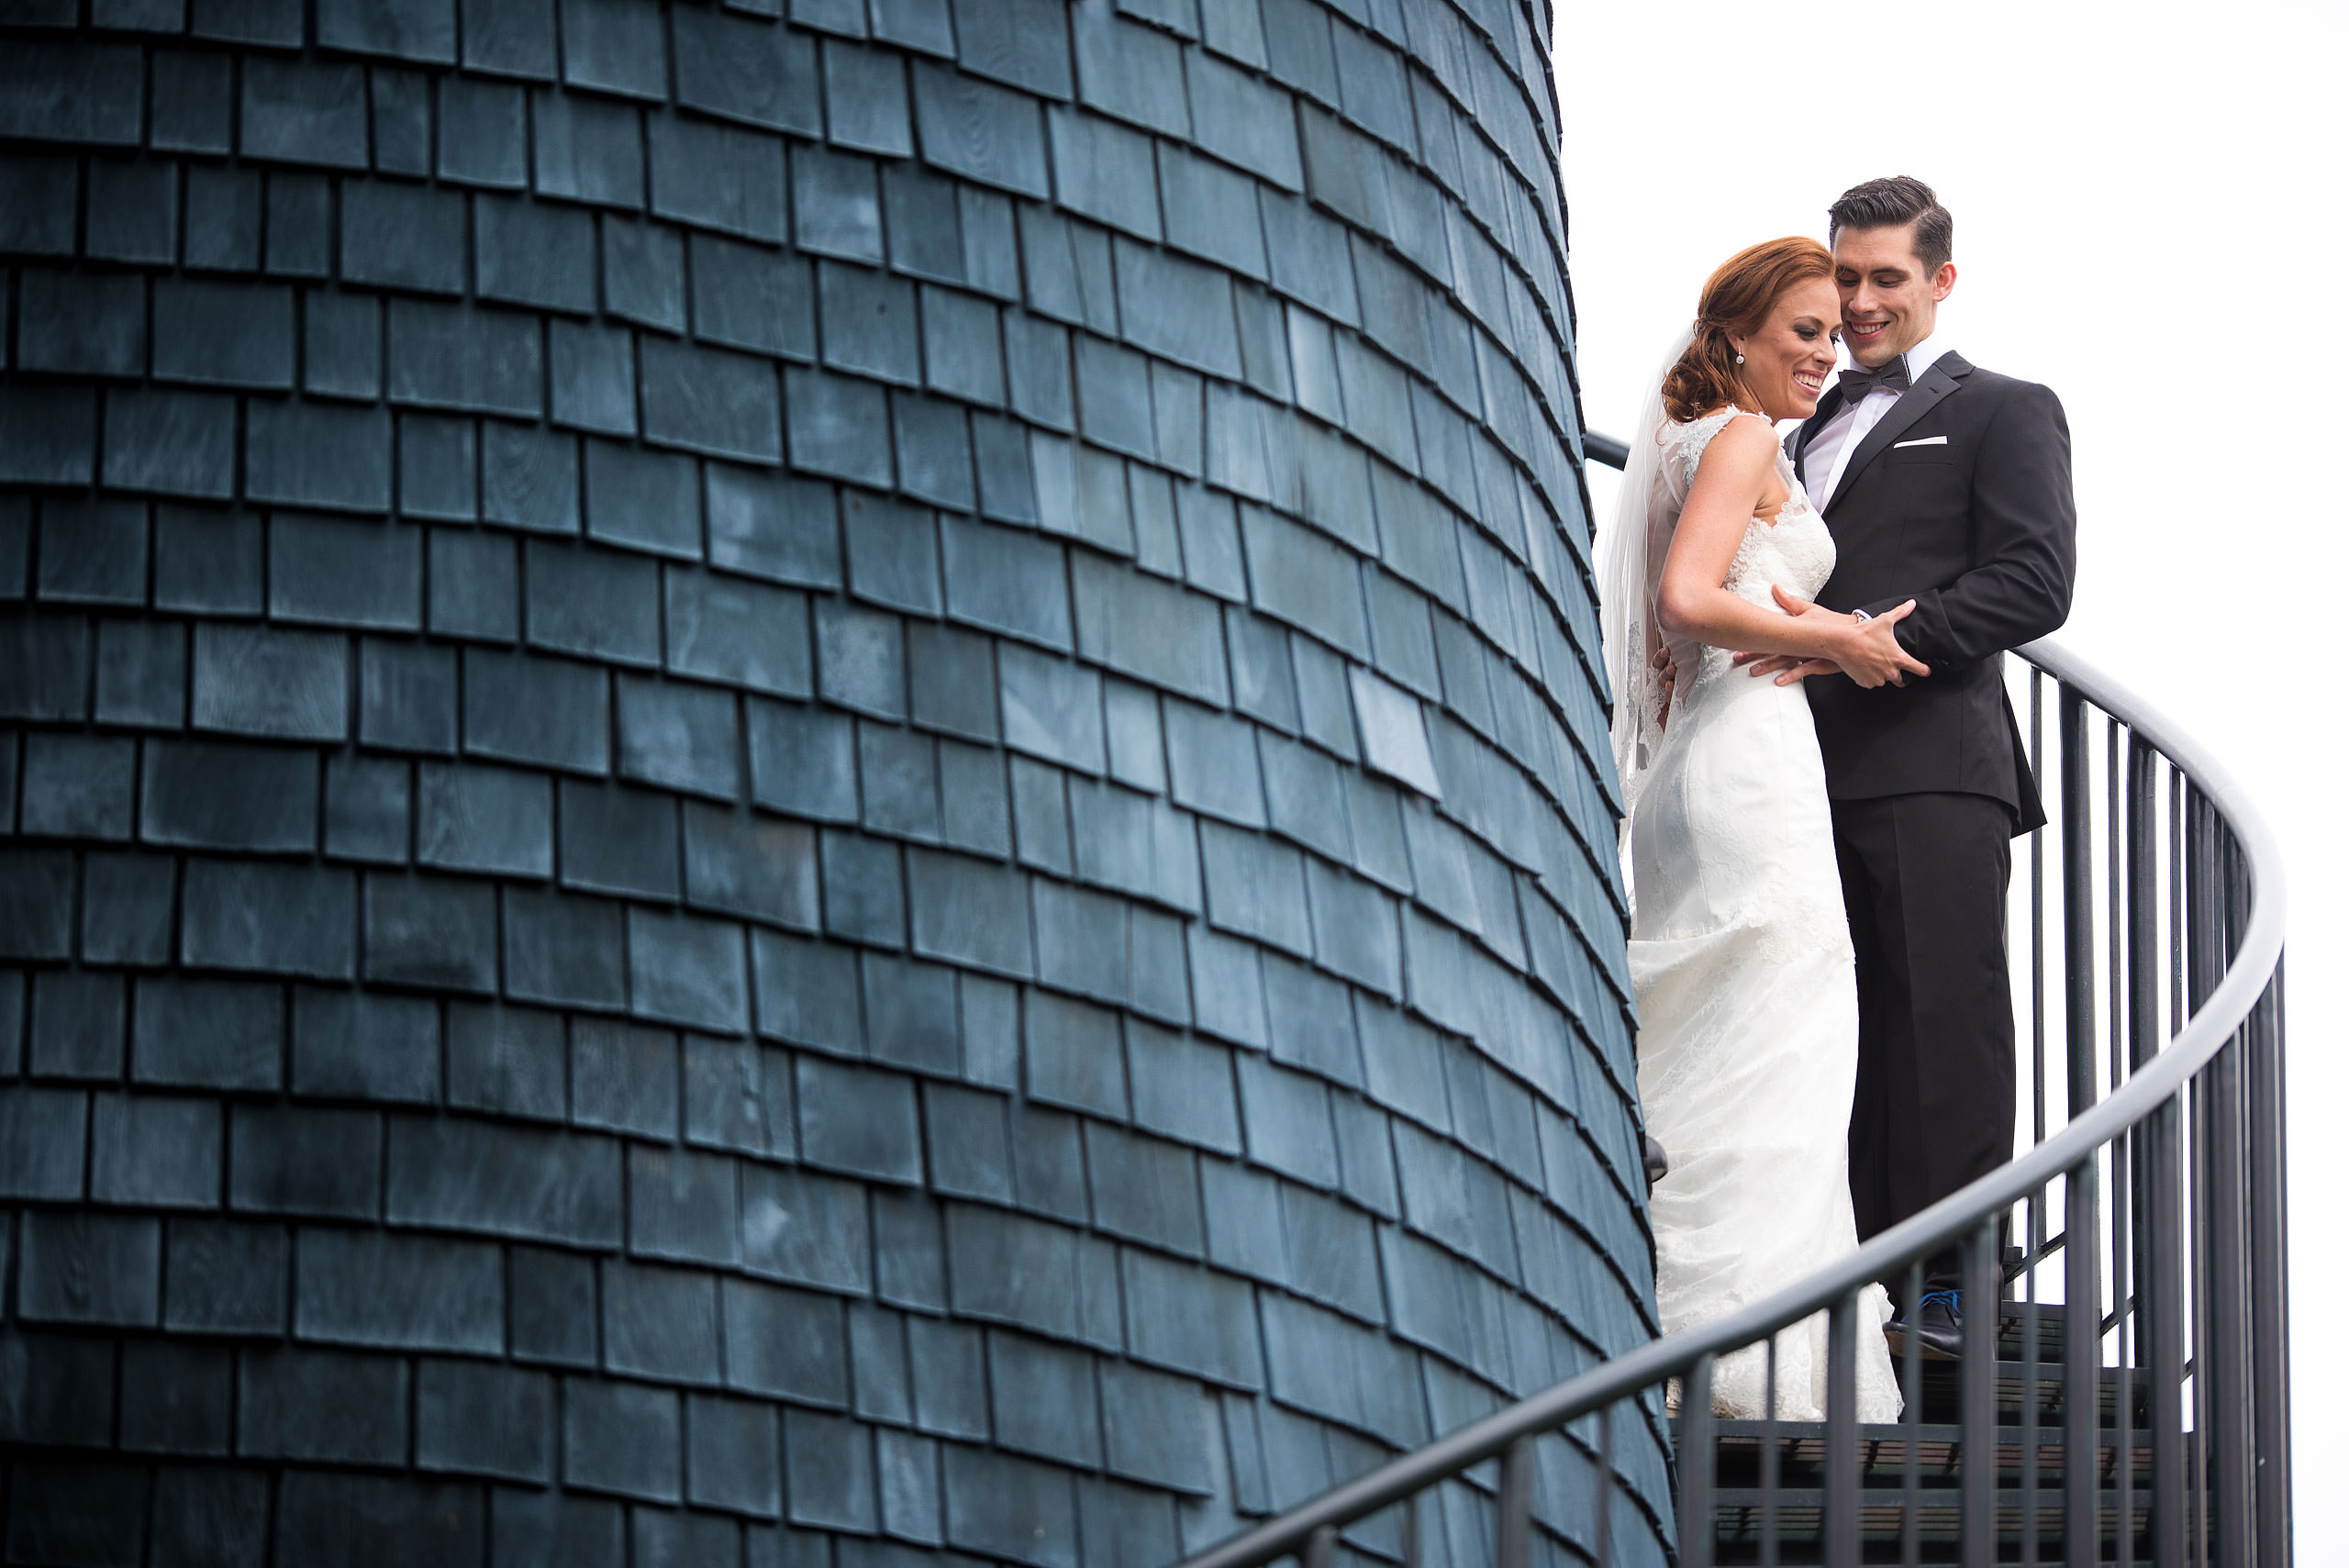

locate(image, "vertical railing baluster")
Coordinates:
2058 686 2100 1565
2062 684 2094 1124
2127 734 2164 1568
1677 1356 1716 1568
2031 671 2051 1274
1901 1262 1922 1568
2146 1083 2188 1568
2192 1070 2212 1568
2048 690 2104 1568
2065 1153 2100 1563
2021 670 2049 1568
2107 717 2135 1568
2247 962 2290 1568
2187 788 2218 1568
1826 1296 1858 1568
2109 716 2132 1341
2169 767 2185 1033
2230 839 2288 1568
1962 1218 1998 1568
2170 753 2188 1568
1496 1434 1534 1568
1594 1403 1615 1568
1301 1523 1338 1568
2023 1207 2043 1568
1403 1494 1422 1568
1761 1337 1779 1568
2206 835 2252 1568
2172 764 2199 1568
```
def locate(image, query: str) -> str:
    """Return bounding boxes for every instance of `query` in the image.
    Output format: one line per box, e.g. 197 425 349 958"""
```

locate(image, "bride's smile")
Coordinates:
1731 275 1843 421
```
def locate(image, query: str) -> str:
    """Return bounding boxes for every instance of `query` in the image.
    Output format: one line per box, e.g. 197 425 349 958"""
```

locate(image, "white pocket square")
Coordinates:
1892 435 1948 448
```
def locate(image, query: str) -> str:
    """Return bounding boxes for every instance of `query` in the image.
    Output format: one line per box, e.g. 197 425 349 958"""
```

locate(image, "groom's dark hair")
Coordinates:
1829 177 1954 272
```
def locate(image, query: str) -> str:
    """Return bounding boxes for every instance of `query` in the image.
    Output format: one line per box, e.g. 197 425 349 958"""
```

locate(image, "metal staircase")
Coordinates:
1699 1303 2164 1563
1169 450 2291 1568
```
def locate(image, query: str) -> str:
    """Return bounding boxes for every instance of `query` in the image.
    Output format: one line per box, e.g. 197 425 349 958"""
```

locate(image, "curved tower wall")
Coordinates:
0 0 1666 1562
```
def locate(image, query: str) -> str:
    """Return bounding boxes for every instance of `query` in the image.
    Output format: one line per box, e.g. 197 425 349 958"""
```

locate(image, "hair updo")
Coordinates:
1660 237 1834 424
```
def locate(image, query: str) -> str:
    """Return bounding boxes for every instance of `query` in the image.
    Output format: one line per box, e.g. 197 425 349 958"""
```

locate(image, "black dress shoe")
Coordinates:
1885 1289 1964 1362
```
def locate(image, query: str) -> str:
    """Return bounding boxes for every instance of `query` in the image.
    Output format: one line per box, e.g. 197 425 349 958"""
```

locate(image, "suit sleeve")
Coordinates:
1862 383 2076 668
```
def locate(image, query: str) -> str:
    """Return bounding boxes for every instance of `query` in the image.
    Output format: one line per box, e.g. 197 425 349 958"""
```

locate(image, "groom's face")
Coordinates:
1833 224 1957 367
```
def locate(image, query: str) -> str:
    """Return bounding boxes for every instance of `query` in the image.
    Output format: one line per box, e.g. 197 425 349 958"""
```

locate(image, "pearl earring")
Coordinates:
1734 352 1745 364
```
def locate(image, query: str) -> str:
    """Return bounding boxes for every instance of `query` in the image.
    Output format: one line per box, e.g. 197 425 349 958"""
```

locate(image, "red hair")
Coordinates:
1661 237 1833 424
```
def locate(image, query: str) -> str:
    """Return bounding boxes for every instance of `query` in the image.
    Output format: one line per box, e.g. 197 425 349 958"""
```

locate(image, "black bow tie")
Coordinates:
1837 359 1911 403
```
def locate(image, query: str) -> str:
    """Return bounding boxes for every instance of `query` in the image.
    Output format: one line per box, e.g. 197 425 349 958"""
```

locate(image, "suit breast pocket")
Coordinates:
1885 443 1954 466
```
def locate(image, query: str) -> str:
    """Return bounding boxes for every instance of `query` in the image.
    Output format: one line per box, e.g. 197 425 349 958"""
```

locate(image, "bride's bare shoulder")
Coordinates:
1687 411 1778 478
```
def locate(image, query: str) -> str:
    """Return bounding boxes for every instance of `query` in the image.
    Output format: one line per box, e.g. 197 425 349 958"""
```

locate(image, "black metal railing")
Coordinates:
1171 452 2289 1567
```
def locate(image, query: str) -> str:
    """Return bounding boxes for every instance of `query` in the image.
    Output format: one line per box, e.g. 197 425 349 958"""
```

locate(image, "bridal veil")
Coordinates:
1597 330 1692 836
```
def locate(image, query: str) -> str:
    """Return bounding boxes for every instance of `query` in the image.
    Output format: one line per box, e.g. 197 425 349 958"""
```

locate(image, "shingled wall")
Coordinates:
0 0 1667 1563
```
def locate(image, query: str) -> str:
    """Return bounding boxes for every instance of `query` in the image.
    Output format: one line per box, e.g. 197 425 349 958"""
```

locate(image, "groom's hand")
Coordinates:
1739 585 1929 686
1650 641 1678 728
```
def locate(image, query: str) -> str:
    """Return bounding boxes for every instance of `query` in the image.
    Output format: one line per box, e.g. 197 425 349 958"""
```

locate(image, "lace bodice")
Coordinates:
1658 409 1835 606
1652 411 1836 704
1613 407 1841 817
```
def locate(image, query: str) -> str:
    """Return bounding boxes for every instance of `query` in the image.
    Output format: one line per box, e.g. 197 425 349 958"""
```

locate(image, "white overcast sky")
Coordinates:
1553 0 2345 1541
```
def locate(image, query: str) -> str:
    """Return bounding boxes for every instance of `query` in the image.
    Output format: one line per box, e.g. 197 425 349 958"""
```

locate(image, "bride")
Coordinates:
1601 238 1918 1420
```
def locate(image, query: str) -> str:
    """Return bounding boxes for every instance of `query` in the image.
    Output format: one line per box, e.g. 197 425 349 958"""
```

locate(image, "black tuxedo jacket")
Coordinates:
1788 351 2076 832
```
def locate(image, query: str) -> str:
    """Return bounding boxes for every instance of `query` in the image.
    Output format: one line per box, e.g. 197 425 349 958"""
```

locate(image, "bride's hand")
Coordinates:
1785 589 1931 688
1761 585 1929 687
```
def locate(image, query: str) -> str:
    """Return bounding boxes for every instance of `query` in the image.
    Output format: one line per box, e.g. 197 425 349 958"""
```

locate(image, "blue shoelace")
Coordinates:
1905 1288 1963 1324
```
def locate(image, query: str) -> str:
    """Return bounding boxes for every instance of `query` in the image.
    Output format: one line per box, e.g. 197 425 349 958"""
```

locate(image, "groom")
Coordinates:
1747 177 2076 1357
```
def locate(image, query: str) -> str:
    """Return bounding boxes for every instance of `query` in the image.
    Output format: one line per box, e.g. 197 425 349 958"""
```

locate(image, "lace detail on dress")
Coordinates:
1662 411 1839 704
1722 492 1835 606
1722 524 1771 606
1658 411 1833 601
1661 409 1741 493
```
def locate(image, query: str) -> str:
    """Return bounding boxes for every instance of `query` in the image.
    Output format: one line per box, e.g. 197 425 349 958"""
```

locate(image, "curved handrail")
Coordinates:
1173 632 2286 1568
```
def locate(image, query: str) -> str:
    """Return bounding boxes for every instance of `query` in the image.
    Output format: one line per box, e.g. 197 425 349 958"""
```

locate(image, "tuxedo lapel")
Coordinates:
1825 351 1973 514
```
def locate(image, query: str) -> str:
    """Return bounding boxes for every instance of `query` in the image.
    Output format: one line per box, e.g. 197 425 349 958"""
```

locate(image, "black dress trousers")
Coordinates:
1831 791 2017 1288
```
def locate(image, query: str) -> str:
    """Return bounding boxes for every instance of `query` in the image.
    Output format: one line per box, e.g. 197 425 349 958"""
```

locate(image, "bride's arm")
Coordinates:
1654 418 1928 689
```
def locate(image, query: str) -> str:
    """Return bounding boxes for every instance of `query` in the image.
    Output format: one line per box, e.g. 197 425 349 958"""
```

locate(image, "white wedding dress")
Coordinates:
1620 409 1900 1422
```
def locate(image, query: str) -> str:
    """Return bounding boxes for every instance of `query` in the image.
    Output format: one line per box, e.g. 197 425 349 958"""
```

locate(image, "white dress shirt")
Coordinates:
1800 327 1954 514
